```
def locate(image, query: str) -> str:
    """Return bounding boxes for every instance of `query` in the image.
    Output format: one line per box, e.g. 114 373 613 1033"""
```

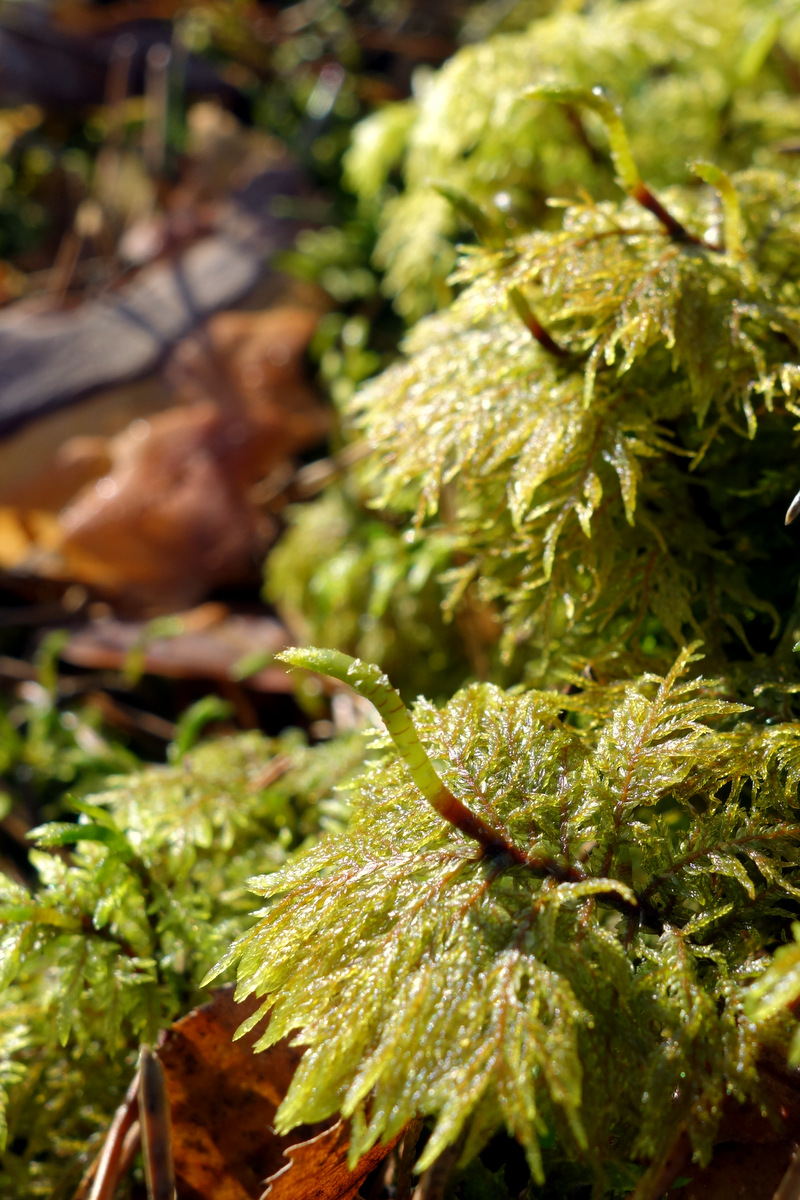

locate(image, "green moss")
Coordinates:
213 646 799 1184
345 0 800 318
351 167 800 679
0 728 365 1195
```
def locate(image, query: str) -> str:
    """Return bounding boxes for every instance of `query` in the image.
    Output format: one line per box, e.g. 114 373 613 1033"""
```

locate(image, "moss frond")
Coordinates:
349 168 800 674
345 0 800 317
215 649 797 1180
0 729 366 1193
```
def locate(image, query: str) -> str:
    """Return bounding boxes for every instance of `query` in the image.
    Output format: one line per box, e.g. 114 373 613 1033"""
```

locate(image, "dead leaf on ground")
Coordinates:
61 604 293 691
158 987 328 1200
0 304 328 611
0 273 322 507
261 1119 404 1200
55 398 277 605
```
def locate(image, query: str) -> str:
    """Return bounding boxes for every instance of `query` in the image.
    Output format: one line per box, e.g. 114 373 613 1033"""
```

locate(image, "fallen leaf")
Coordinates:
0 303 328 610
51 310 326 609
261 1120 404 1200
0 281 325 509
167 305 327 454
0 377 170 509
158 988 327 1200
61 606 293 691
0 507 62 570
51 399 276 606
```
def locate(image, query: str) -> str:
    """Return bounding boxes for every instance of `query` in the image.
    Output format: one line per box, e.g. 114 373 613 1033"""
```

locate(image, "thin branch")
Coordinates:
627 1128 691 1200
629 180 702 246
77 1068 139 1200
412 1129 468 1200
139 1046 176 1200
395 1116 426 1200
774 1144 800 1200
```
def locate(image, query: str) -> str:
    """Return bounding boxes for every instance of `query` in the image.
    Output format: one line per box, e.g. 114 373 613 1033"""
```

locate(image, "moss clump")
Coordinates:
346 0 800 318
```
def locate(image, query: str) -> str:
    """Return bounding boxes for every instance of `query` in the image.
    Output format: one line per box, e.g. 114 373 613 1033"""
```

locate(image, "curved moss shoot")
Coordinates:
529 84 703 245
278 646 527 863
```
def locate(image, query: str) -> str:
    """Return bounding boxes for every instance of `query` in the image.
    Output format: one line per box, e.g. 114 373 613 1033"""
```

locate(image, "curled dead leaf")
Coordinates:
0 304 328 611
261 1119 404 1200
156 988 405 1200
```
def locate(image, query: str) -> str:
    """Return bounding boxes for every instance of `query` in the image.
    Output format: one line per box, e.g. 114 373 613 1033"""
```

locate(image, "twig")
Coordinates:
250 752 294 791
395 1116 426 1200
628 180 700 246
143 44 171 178
81 692 176 742
76 1067 139 1200
626 1129 691 1200
507 287 571 358
774 1144 800 1200
252 443 371 511
411 1129 467 1200
139 1045 176 1200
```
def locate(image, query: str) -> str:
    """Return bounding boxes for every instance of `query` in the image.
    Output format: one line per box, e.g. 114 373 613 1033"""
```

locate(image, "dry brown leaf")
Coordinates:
0 507 63 570
0 303 328 610
55 398 275 604
168 306 325 431
159 988 328 1200
0 378 171 508
53 308 326 609
157 988 404 1200
0 287 323 509
61 605 293 691
261 1118 404 1200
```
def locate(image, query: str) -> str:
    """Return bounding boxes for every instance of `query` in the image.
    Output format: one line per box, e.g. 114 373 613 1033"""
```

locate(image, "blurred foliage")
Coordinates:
0 634 138 824
266 485 482 699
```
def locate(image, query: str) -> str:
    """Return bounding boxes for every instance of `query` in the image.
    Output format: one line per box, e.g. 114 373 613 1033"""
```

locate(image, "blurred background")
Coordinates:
0 0 489 871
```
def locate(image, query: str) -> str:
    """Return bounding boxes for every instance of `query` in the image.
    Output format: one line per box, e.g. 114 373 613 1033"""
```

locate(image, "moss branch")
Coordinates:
277 648 662 931
530 86 708 247
279 647 530 863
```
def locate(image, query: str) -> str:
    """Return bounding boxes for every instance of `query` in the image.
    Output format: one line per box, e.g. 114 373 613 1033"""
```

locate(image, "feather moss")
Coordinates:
0 730 366 1194
345 0 800 318
211 647 799 1182
350 169 800 676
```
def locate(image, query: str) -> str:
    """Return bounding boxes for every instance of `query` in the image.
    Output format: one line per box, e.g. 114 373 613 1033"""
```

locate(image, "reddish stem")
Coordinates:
630 181 701 246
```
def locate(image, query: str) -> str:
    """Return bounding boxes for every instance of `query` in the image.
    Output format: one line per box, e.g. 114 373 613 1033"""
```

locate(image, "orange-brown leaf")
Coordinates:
261 1118 404 1200
159 988 327 1200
